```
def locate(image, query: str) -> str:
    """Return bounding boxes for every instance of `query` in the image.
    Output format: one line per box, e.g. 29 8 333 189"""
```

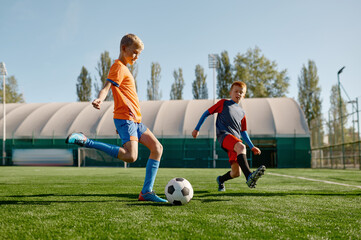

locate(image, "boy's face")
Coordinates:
230 85 246 103
122 43 143 65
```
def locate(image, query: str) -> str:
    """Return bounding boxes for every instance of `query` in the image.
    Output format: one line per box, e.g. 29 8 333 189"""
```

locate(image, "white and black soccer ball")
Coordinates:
165 177 194 205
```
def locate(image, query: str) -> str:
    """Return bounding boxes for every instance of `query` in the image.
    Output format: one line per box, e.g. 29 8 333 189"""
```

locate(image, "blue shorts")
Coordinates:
114 119 148 145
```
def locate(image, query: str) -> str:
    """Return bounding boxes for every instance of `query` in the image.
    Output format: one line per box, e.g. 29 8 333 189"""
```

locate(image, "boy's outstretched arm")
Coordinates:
192 110 211 138
92 82 111 110
240 131 261 155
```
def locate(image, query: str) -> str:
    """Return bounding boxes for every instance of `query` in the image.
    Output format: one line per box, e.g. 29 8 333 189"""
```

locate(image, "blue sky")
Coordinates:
1 0 361 118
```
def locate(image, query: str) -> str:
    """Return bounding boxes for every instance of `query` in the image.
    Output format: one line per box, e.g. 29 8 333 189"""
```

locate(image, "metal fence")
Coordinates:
312 141 361 169
310 97 361 169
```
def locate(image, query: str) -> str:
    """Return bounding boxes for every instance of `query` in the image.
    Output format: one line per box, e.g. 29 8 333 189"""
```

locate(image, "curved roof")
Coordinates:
0 98 309 139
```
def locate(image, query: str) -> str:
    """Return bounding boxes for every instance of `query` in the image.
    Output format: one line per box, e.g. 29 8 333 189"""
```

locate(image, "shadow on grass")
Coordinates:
4 193 138 198
0 193 139 205
198 191 361 198
199 198 229 203
0 200 130 205
2 190 360 206
126 202 173 207
0 198 172 207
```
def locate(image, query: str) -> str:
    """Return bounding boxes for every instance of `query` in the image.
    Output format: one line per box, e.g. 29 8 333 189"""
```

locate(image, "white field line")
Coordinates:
268 172 361 189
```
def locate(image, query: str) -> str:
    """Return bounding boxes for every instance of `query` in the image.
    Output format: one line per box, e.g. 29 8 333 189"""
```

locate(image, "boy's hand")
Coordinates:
192 130 199 139
251 147 261 155
92 99 103 110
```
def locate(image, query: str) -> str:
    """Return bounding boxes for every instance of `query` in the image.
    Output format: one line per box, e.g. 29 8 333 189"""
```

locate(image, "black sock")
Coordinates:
219 171 232 183
237 154 252 180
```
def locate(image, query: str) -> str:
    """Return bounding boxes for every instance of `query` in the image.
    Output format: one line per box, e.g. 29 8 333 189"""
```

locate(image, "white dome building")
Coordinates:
0 98 311 168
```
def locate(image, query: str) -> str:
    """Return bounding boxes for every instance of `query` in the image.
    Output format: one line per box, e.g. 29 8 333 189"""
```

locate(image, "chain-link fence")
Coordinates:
310 98 361 169
312 141 361 169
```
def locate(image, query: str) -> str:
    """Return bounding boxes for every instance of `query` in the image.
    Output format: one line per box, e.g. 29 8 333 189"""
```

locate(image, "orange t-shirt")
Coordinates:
107 60 142 123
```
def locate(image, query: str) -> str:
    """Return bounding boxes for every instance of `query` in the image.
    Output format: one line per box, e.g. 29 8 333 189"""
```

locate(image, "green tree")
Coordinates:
0 76 25 103
216 51 233 98
234 47 289 98
328 85 348 145
94 51 112 100
192 64 208 99
170 68 185 100
297 60 323 147
76 66 92 102
128 62 138 91
147 62 162 100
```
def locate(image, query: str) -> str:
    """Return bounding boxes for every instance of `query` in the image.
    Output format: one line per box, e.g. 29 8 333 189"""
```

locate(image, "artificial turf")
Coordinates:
0 167 360 239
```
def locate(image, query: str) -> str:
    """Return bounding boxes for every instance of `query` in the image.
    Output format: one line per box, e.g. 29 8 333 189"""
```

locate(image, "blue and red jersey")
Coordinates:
195 99 254 149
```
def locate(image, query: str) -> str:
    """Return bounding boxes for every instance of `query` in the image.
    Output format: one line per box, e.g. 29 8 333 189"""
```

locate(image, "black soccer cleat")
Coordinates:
216 176 225 192
246 165 266 188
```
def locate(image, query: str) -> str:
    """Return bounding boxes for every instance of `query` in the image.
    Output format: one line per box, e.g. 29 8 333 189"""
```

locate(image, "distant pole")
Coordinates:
208 54 219 168
0 62 7 166
337 66 345 169
328 110 333 168
356 98 361 170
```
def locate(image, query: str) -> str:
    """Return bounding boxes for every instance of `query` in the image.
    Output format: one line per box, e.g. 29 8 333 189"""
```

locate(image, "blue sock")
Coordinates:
141 159 160 194
85 139 120 158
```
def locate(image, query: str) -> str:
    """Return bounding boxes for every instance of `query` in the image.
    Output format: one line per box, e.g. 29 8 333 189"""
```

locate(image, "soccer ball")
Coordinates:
165 177 194 205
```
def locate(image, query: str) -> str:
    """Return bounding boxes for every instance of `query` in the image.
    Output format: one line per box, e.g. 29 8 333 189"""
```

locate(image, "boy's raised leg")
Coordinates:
66 133 120 158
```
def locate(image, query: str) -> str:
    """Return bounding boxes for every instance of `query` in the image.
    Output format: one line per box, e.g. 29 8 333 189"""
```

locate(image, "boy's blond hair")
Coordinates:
230 81 247 90
120 34 144 50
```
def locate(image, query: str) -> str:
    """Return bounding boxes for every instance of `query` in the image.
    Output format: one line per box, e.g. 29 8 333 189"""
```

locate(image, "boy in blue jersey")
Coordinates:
192 81 266 191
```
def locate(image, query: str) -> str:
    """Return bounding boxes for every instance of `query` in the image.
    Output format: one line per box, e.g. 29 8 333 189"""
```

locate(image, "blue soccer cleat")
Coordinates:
216 176 225 192
138 191 168 203
246 165 266 188
65 133 88 147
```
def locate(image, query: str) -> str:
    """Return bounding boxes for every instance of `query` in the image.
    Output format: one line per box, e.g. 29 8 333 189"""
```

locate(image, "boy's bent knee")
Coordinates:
158 143 163 155
119 152 138 163
152 142 163 156
234 142 246 155
121 156 137 163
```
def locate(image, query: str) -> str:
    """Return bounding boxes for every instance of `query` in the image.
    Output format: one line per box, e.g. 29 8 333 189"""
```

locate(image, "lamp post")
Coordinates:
328 110 333 168
356 98 361 170
348 98 361 169
208 54 219 168
347 99 357 167
0 62 7 166
337 66 345 169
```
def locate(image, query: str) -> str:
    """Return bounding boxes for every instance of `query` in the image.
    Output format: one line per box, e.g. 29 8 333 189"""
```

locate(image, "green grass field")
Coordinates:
0 167 360 239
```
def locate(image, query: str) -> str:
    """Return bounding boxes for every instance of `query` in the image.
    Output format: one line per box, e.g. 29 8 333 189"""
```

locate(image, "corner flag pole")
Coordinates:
208 54 218 168
0 62 7 166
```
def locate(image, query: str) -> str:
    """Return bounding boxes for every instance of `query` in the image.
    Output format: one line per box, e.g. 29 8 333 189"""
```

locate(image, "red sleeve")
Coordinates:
241 116 247 131
208 99 225 114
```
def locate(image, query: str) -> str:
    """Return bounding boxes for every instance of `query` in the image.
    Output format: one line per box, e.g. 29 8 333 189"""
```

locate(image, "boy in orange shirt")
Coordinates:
66 34 167 202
